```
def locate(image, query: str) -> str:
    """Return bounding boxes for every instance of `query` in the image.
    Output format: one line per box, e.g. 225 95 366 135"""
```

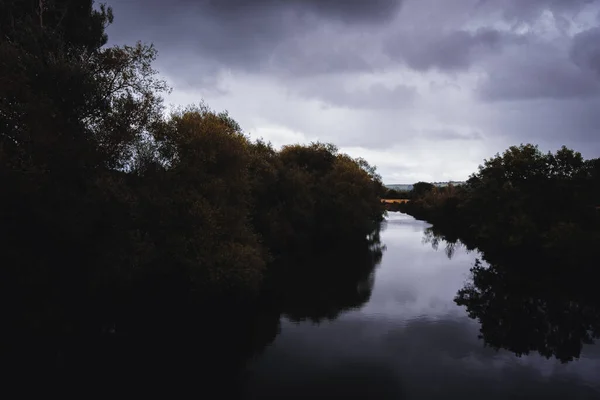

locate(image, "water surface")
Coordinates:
241 212 600 399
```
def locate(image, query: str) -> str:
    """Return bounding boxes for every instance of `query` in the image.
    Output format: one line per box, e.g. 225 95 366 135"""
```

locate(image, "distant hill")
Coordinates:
385 184 414 191
385 181 465 192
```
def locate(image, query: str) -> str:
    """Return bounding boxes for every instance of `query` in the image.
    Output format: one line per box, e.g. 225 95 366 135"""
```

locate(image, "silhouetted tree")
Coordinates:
401 144 599 251
412 181 434 197
1 0 160 336
1 0 387 347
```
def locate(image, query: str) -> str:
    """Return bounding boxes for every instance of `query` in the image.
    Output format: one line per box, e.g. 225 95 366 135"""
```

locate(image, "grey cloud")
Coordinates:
268 37 376 77
298 82 417 110
424 129 484 141
488 0 596 22
478 36 600 102
105 0 400 91
200 0 404 25
479 63 600 101
106 0 597 85
385 28 524 72
570 27 600 77
482 97 600 158
472 9 600 103
379 0 598 75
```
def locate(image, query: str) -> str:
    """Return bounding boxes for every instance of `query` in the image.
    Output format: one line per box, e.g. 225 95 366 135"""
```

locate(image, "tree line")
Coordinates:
399 144 600 254
0 0 385 340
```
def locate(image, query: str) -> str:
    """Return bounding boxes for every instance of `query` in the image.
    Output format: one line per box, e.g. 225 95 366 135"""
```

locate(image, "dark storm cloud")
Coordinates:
106 0 598 85
481 97 600 160
479 31 600 102
488 0 596 22
379 0 595 74
267 39 375 77
107 0 404 83
385 28 524 72
199 0 404 24
478 59 600 101
570 27 600 78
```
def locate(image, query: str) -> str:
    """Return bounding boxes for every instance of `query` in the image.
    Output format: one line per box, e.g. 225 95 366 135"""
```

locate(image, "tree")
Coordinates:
272 142 384 253
0 0 168 336
383 188 401 199
412 181 434 197
1 1 113 51
143 106 267 295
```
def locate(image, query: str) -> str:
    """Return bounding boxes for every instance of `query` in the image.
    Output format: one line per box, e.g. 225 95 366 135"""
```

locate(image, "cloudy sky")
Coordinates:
105 0 600 183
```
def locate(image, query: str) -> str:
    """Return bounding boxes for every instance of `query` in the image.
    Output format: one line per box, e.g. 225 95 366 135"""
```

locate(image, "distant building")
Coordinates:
385 181 465 191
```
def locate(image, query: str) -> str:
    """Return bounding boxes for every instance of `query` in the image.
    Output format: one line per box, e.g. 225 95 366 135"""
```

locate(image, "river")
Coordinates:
239 212 600 399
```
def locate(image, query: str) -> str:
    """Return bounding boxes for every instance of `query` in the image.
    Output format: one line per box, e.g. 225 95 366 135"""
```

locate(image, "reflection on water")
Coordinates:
456 258 600 363
260 229 384 323
242 213 600 399
423 223 600 364
6 220 387 396
8 213 600 398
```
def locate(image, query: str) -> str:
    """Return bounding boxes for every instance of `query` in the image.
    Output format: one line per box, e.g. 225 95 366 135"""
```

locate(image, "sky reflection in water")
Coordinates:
243 213 600 399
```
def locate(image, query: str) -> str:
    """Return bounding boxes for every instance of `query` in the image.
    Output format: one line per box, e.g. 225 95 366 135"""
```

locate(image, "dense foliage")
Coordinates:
381 188 411 199
400 144 600 251
0 0 385 342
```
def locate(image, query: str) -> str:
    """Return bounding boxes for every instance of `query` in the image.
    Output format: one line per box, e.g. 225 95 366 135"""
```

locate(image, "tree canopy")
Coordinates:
400 144 600 250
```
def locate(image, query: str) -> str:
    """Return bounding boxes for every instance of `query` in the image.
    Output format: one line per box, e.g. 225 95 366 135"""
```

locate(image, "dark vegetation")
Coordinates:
0 0 385 388
381 188 411 199
403 145 600 363
400 144 600 256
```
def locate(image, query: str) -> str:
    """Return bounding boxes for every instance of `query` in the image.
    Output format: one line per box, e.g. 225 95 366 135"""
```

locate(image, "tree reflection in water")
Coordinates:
263 230 384 323
5 226 385 395
424 226 600 363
